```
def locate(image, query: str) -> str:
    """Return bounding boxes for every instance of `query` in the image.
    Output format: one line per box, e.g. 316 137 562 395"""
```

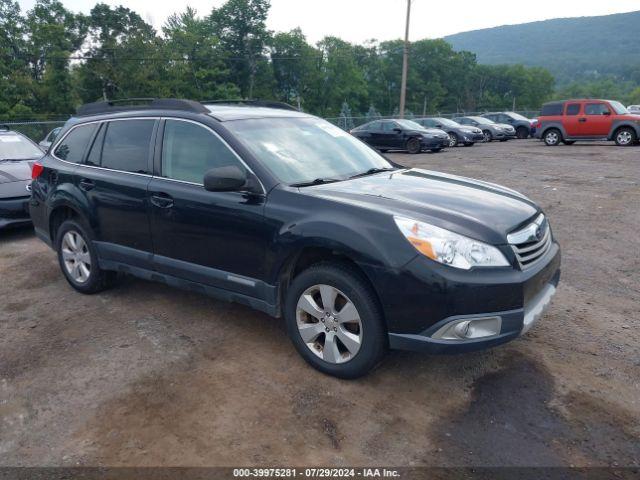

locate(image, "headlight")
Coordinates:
394 217 510 269
422 133 434 139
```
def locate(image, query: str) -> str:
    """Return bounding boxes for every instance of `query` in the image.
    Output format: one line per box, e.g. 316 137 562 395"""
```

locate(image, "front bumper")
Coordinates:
0 195 32 229
421 137 449 149
368 241 561 354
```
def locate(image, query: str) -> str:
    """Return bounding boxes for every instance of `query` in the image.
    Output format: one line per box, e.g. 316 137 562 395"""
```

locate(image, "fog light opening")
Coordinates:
432 316 502 341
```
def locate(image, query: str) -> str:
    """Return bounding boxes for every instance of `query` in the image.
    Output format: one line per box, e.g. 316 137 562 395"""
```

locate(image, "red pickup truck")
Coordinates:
535 99 640 147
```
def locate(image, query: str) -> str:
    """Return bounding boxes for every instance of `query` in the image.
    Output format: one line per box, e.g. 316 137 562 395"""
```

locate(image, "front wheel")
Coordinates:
448 133 459 147
516 127 530 139
406 137 422 154
482 130 492 142
285 263 386 379
543 129 562 146
614 127 637 147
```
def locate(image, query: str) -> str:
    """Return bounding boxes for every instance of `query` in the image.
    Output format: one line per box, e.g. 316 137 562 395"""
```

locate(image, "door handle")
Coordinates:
578 118 587 123
79 178 95 191
150 192 174 209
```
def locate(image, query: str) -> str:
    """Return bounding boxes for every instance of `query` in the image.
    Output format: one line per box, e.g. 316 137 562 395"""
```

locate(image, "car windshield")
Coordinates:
433 118 461 128
609 101 629 114
395 119 427 131
508 112 529 121
225 117 394 185
468 116 495 125
0 133 43 160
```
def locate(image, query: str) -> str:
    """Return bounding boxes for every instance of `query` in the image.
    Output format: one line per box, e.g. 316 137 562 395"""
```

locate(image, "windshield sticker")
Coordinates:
315 122 348 138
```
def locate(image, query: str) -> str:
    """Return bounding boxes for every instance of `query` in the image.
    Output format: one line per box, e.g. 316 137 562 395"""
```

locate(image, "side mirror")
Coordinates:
204 165 247 192
436 124 443 128
393 128 402 133
602 110 611 116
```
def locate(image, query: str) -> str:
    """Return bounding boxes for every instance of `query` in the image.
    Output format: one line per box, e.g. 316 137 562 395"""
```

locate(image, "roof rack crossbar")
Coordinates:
203 99 299 112
76 98 209 117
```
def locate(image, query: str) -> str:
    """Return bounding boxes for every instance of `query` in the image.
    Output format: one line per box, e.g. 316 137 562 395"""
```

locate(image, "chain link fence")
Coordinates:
2 109 542 143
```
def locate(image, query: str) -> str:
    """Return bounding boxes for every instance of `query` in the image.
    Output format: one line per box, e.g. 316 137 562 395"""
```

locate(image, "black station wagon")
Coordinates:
29 99 561 378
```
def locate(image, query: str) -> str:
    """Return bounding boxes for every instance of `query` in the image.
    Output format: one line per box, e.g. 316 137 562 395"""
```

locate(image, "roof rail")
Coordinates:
203 99 299 112
76 98 210 117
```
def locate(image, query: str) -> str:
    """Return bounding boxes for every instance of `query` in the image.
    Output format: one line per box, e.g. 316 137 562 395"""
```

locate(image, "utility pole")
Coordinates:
399 0 411 118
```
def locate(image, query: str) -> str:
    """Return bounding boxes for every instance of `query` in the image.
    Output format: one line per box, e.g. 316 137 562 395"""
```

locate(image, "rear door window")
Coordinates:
54 124 98 163
101 120 155 174
565 104 581 115
585 103 610 115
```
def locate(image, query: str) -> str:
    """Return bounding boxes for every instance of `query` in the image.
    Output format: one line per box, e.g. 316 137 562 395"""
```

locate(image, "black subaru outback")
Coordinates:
29 99 561 378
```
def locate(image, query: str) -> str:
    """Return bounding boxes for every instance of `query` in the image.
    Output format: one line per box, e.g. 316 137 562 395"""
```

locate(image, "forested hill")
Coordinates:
444 10 640 84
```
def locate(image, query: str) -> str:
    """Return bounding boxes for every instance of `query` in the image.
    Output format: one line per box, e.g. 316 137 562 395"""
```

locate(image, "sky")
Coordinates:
16 0 640 43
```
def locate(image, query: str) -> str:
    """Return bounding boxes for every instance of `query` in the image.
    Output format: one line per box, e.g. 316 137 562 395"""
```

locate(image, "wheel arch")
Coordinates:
608 122 640 141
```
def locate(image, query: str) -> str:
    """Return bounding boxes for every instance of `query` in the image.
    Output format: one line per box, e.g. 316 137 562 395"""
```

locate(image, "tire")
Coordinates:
405 137 422 154
464 142 474 147
543 128 562 146
482 130 492 142
284 262 387 379
448 132 459 147
516 127 530 139
430 148 442 153
614 127 637 147
499 138 508 142
562 140 576 145
378 149 388 153
55 219 116 294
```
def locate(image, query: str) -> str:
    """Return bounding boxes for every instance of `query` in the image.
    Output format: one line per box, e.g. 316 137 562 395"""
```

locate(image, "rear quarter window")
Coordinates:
541 104 564 116
54 124 98 163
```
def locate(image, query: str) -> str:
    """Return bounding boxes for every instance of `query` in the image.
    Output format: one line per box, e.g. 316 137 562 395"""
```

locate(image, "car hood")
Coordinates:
460 127 482 134
305 168 539 244
0 159 34 183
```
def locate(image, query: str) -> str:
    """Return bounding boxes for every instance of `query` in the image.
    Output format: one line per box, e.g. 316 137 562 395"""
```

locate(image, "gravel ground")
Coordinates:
0 139 639 468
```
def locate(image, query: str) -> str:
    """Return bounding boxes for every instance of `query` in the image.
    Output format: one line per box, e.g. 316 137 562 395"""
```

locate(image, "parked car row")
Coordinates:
350 111 534 154
535 99 640 147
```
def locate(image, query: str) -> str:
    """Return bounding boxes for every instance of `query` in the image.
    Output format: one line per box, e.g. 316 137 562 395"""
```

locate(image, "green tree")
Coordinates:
271 28 318 108
208 0 272 98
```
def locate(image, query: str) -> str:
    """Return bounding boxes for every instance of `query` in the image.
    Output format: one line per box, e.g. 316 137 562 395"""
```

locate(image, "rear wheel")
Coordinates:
516 127 530 139
285 263 386 379
55 219 116 294
482 130 492 142
406 137 421 154
448 132 459 147
543 128 562 146
614 127 636 147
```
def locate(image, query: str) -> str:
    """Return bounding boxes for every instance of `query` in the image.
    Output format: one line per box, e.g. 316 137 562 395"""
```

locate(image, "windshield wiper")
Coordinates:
349 167 397 179
290 177 343 188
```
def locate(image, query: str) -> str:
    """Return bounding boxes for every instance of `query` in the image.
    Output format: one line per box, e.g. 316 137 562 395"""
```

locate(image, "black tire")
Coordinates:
614 127 637 147
562 140 576 145
482 130 492 142
463 142 474 147
405 137 422 154
543 128 562 146
499 138 509 142
516 127 530 139
284 262 387 379
448 132 459 147
55 219 116 294
430 148 442 153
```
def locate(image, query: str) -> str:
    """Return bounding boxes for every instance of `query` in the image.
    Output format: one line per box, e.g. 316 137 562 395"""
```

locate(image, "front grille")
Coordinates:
508 214 552 268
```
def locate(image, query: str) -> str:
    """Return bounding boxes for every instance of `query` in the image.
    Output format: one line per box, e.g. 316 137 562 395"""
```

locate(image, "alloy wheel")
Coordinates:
617 130 633 146
545 131 560 146
61 230 91 283
295 284 363 364
483 131 492 142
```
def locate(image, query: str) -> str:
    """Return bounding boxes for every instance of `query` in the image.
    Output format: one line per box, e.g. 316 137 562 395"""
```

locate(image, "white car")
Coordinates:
627 105 640 115
39 127 62 150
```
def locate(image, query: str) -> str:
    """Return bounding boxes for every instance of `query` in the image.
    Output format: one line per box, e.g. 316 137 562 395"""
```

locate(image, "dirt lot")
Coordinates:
1 139 639 468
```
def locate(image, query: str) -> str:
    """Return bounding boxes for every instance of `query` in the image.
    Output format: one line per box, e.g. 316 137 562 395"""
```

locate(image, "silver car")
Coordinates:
628 105 640 115
39 127 62 150
453 116 517 142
